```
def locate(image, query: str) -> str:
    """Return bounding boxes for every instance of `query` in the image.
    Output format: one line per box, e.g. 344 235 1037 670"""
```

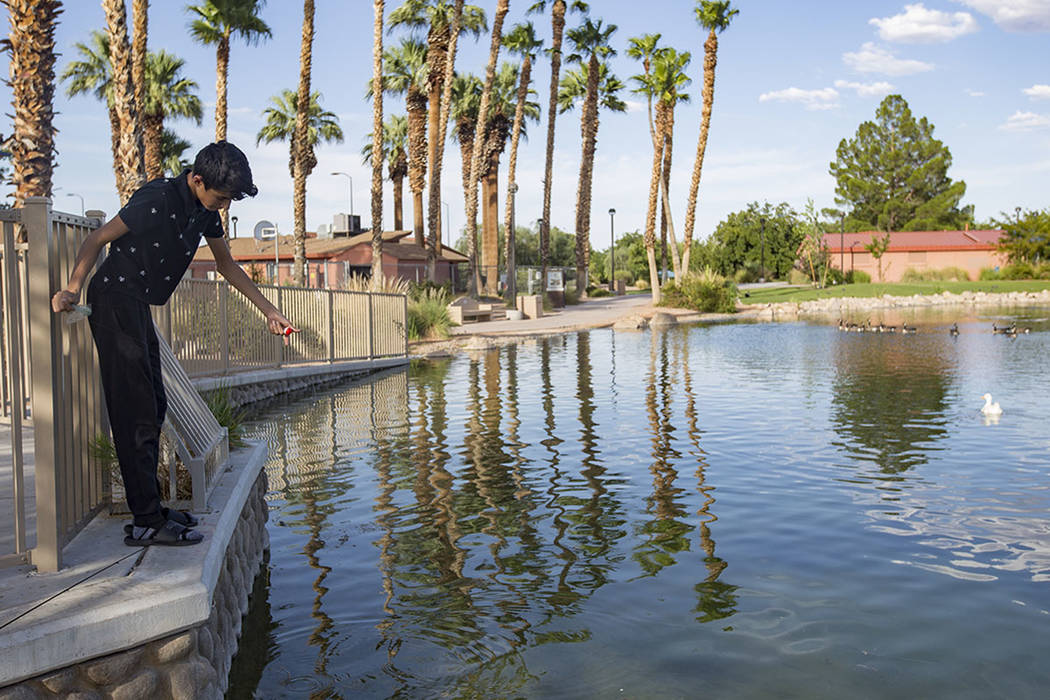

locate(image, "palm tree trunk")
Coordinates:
103 0 146 203
108 107 123 193
5 0 60 206
392 173 405 230
464 0 509 297
215 32 230 236
502 53 532 306
644 102 666 303
482 164 499 294
426 0 465 281
540 0 567 301
406 93 428 247
370 0 386 284
573 54 600 297
682 30 718 276
143 113 165 180
660 106 682 280
292 0 315 286
131 0 148 111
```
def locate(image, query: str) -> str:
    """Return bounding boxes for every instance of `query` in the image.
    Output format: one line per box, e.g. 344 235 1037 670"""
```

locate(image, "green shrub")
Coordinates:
589 287 612 297
845 269 871 284
788 268 810 285
1038 263 1050 280
900 266 971 282
659 269 736 313
1000 262 1035 280
408 279 452 302
979 267 1000 280
203 383 248 448
733 264 762 284
406 287 452 340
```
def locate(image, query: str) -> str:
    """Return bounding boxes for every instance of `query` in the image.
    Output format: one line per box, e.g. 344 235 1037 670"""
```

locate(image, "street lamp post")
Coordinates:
608 208 616 294
231 215 238 239
759 217 766 283
507 183 518 305
331 171 354 228
442 200 450 248
66 192 85 216
840 214 845 282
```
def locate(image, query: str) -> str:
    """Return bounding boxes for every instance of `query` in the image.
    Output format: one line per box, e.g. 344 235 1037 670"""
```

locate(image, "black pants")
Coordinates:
87 287 167 527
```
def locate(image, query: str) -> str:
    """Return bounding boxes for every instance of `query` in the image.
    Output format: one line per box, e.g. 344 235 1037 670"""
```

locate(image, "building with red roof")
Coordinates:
821 229 1007 282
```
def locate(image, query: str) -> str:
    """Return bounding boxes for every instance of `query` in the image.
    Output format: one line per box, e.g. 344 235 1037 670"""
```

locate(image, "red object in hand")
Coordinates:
283 327 293 337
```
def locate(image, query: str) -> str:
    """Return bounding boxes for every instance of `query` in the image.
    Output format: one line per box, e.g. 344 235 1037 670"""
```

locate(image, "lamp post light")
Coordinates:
759 217 766 283
66 192 85 216
331 171 354 225
231 215 238 239
840 213 845 282
608 208 616 294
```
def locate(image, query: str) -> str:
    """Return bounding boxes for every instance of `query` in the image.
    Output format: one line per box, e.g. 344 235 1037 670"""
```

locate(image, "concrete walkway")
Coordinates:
449 293 653 336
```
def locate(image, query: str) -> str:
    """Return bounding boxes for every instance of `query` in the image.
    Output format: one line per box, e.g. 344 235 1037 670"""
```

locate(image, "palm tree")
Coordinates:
103 0 146 202
627 33 662 148
377 39 429 246
361 115 409 231
652 48 692 283
527 0 588 300
450 74 482 278
131 0 148 110
289 0 317 285
682 0 738 276
160 128 193 176
187 0 271 235
371 0 386 284
142 52 203 180
564 18 621 295
2 0 61 207
630 35 665 298
464 0 510 297
389 0 486 272
61 31 123 194
255 90 344 283
502 22 544 306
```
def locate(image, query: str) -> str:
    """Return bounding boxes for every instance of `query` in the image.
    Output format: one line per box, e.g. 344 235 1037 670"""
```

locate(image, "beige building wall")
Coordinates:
837 248 1008 282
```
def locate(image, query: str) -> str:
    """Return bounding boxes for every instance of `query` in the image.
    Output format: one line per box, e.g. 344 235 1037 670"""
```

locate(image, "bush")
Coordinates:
408 279 452 302
203 383 248 448
788 268 810 285
733 264 762 284
406 287 452 340
900 266 970 282
845 269 871 284
979 267 999 280
1000 262 1035 280
635 278 649 291
658 269 737 313
589 287 612 297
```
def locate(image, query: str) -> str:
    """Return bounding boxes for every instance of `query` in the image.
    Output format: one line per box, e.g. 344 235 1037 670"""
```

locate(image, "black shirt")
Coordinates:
92 170 224 305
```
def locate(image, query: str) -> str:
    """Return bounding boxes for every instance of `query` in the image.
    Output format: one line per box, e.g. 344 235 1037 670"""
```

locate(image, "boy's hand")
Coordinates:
266 311 298 343
51 289 78 313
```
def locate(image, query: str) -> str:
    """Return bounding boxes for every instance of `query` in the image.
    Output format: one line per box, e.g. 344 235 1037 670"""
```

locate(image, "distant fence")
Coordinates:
1 199 408 572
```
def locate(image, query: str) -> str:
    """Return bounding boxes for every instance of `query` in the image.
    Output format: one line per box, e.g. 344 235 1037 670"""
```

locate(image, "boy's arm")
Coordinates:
206 236 298 336
51 215 129 312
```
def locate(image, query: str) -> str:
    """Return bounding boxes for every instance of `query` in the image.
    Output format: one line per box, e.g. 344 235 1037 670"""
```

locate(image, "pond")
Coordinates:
228 307 1050 699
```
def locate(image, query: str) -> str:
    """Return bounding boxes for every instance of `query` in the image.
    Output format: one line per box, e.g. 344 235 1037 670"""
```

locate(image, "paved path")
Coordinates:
449 293 653 336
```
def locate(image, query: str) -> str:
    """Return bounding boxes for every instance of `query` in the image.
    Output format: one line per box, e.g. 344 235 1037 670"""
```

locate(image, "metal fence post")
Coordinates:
3 216 27 558
327 288 335 363
367 292 375 361
219 283 230 373
25 197 61 571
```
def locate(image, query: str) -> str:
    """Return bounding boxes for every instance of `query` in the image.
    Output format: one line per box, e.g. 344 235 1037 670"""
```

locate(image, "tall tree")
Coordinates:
131 0 148 110
629 33 665 299
502 21 543 306
160 128 193 176
564 17 621 295
141 51 202 179
388 0 486 276
255 90 343 282
652 48 692 282
995 207 1050 265
830 94 971 232
463 0 509 297
361 115 409 231
2 0 61 207
681 0 737 276
290 0 315 285
187 0 271 235
371 0 386 284
527 0 587 300
376 39 428 246
103 0 146 202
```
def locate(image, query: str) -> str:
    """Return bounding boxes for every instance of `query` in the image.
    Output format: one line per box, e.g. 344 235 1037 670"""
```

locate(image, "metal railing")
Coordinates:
152 280 407 378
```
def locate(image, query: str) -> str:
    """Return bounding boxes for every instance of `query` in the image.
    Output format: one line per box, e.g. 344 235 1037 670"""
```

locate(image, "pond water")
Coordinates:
228 307 1050 699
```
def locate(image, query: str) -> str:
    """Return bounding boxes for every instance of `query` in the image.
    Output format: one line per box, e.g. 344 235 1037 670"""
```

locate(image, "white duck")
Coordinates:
980 393 1003 416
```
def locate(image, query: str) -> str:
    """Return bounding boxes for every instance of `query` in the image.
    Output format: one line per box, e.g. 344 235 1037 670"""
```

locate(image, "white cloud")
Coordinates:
871 3 979 43
1023 84 1050 99
623 99 647 114
999 110 1050 131
952 0 1050 32
834 79 895 97
965 88 986 97
758 87 840 111
843 42 935 76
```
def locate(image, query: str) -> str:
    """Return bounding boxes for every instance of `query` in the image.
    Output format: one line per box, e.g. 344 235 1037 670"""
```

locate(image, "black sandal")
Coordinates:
124 520 204 547
162 507 199 527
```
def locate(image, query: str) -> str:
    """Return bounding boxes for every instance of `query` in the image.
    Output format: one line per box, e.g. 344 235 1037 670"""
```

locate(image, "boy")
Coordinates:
51 141 296 546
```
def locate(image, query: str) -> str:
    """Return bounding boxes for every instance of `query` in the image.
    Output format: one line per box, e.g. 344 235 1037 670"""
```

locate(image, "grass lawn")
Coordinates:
743 280 1050 304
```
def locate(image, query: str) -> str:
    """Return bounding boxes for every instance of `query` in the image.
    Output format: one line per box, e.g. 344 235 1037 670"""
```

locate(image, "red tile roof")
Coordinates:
193 230 468 263
821 229 1003 253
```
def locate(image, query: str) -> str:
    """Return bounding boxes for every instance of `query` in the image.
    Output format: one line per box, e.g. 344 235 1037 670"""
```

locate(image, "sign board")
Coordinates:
547 269 564 291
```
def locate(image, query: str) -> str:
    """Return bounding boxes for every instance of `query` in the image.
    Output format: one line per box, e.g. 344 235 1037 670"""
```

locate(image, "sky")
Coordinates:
4 0 1050 249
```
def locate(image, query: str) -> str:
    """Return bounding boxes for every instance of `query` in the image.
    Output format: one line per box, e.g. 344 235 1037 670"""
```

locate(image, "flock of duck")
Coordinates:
836 319 1035 418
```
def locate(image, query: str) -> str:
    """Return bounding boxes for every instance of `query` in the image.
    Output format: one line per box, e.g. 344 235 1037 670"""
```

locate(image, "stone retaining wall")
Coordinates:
748 289 1050 321
0 471 269 700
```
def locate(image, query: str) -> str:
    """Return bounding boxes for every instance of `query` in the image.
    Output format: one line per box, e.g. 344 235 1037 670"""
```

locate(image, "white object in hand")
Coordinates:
980 393 1002 416
65 303 92 325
